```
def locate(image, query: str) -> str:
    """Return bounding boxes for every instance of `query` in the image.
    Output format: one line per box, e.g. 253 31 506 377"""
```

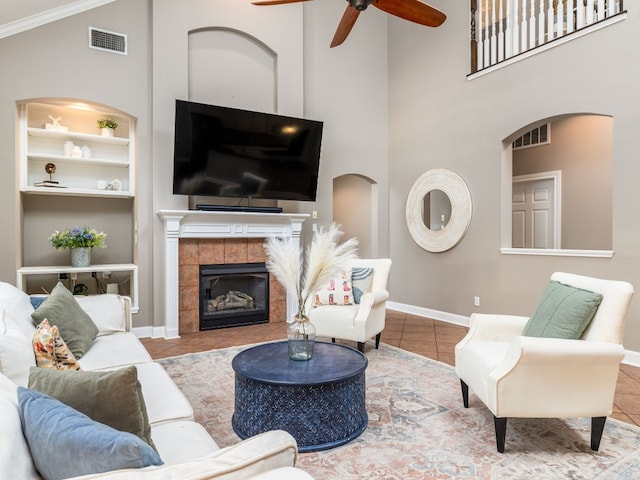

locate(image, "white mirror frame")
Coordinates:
406 168 473 253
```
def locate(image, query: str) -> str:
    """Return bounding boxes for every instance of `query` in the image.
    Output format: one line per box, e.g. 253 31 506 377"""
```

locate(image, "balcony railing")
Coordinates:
470 0 625 74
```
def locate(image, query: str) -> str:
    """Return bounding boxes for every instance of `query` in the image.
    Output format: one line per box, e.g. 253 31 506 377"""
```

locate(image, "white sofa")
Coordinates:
0 281 313 480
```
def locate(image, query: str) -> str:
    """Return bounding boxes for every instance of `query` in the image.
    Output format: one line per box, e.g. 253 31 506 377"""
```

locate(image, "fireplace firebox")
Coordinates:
200 263 269 330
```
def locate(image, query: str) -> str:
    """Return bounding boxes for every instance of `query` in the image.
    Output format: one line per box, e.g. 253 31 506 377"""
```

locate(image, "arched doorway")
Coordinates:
333 174 378 258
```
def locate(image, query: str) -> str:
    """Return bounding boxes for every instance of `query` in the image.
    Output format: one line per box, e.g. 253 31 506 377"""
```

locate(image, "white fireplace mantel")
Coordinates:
157 210 308 338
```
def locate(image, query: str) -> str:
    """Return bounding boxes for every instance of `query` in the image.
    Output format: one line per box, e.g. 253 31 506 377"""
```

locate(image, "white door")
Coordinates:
512 174 560 248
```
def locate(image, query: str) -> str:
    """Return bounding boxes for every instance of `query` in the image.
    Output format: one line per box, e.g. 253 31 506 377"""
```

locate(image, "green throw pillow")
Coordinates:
523 280 603 339
18 387 162 480
31 282 98 359
28 365 155 451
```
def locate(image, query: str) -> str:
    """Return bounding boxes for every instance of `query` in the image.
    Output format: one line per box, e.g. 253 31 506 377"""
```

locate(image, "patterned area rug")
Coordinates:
159 343 640 479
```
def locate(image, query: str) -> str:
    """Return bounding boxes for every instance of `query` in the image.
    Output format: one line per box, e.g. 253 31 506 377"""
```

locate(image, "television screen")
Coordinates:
173 100 323 202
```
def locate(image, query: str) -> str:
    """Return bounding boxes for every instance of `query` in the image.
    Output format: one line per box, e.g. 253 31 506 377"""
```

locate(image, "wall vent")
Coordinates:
89 27 127 55
512 123 550 150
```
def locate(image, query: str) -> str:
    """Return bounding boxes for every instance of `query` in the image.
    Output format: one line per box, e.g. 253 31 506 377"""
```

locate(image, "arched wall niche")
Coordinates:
501 113 613 256
333 174 379 258
188 27 277 113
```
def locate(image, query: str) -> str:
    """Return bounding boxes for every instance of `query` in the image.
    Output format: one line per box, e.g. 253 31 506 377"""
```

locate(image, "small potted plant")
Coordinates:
97 117 118 137
49 226 107 268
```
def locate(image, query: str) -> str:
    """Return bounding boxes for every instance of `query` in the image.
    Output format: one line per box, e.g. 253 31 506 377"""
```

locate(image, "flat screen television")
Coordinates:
173 100 323 202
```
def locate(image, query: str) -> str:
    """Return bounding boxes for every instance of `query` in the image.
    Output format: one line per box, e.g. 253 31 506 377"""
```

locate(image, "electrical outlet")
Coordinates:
91 272 97 278
70 273 78 281
474 296 480 307
312 210 318 219
58 273 68 280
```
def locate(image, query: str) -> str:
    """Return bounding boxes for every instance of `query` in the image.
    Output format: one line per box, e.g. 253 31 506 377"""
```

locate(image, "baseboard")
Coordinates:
386 301 470 327
131 326 153 338
386 301 640 368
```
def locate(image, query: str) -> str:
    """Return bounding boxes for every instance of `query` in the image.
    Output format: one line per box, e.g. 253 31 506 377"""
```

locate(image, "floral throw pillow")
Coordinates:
314 269 354 306
32 319 81 371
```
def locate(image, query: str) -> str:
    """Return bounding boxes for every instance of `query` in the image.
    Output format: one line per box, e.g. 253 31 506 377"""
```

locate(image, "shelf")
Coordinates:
18 99 138 314
27 153 129 167
18 263 137 274
21 186 133 198
27 127 130 146
17 264 139 313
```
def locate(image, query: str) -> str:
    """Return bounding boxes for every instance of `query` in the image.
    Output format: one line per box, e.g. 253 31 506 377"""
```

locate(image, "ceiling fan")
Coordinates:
251 0 446 48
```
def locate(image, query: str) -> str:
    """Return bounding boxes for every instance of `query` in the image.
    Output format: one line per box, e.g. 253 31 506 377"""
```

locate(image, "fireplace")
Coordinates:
200 262 269 330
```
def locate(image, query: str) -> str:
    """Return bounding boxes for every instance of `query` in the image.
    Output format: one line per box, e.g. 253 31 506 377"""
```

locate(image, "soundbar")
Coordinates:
195 204 283 214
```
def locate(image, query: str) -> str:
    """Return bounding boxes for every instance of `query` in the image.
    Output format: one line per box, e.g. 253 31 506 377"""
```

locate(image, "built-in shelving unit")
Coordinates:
16 99 138 311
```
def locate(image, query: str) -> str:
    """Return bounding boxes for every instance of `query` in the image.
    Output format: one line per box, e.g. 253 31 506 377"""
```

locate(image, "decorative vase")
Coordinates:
70 247 91 268
101 127 115 137
287 314 316 361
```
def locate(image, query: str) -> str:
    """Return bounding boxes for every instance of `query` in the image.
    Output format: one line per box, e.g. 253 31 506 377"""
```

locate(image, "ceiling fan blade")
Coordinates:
330 5 361 47
252 0 311 5
372 0 446 27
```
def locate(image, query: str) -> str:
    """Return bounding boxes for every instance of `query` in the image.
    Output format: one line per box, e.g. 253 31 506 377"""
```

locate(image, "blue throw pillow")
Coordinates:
17 387 163 480
29 296 46 310
352 267 374 304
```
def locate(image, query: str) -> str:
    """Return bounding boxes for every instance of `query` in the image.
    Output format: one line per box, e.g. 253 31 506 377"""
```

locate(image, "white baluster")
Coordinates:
566 0 574 34
491 0 497 64
521 0 528 52
586 0 594 24
597 0 605 21
477 0 484 70
512 0 520 55
577 0 585 27
547 0 554 41
529 0 536 48
484 0 490 66
556 0 564 37
505 0 513 58
538 0 545 46
498 0 505 62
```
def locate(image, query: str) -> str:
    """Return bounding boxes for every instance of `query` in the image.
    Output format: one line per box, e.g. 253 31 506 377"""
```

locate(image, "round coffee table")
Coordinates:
231 341 368 452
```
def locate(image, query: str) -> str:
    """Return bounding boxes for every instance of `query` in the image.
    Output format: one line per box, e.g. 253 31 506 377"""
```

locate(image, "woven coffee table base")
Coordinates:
233 366 367 452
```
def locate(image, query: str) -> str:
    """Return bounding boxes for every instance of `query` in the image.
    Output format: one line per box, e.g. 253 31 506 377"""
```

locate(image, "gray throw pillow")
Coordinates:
31 282 98 358
523 280 603 339
28 365 155 451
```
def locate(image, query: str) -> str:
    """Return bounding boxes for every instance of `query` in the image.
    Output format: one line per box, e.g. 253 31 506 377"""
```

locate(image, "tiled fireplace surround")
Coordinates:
178 237 283 334
158 210 307 338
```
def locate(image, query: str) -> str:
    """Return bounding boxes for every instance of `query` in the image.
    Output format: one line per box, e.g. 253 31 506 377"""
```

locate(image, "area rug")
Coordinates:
159 343 640 479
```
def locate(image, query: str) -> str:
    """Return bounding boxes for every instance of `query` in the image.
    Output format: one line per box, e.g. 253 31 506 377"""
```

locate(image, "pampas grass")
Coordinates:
264 223 359 319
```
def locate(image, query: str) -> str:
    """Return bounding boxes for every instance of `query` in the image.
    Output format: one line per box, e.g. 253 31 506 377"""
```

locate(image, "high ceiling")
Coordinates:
0 0 76 26
0 0 114 39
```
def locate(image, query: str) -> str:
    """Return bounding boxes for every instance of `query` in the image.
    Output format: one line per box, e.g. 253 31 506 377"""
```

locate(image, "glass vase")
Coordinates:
70 247 91 268
287 314 316 361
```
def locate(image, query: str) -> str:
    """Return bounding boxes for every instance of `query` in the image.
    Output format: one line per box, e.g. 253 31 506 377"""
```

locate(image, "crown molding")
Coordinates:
0 0 116 40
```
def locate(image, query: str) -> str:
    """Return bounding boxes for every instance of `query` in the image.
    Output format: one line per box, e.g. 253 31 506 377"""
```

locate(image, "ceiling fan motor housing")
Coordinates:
349 0 373 11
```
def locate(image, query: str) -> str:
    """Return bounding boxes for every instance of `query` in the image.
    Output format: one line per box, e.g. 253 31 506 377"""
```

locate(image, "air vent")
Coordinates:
512 123 550 150
89 27 127 55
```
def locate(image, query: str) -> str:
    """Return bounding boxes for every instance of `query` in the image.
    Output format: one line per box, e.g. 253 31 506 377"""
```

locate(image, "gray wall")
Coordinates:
0 0 389 333
387 2 640 350
0 1 153 325
3 1 637 352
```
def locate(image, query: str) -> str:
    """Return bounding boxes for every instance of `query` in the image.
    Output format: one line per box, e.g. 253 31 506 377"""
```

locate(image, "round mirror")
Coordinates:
422 189 452 231
406 169 472 252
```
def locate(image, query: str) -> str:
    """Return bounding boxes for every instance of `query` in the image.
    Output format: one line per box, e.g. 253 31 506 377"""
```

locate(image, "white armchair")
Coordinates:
455 272 634 453
309 258 391 353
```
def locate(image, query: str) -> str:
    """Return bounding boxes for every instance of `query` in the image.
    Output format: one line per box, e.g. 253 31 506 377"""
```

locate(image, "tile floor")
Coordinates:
141 309 640 428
